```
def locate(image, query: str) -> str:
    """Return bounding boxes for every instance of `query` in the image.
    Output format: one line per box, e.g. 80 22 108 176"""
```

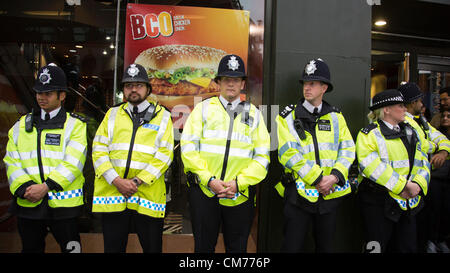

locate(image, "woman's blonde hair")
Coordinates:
367 108 384 123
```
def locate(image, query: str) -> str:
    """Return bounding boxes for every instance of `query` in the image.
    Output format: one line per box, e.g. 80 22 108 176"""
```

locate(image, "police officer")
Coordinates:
181 54 270 253
398 82 450 166
356 89 430 253
398 82 450 252
276 58 355 253
92 63 174 253
3 63 87 253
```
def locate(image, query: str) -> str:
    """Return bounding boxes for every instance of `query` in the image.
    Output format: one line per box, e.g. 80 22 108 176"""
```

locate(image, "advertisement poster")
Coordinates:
125 4 250 128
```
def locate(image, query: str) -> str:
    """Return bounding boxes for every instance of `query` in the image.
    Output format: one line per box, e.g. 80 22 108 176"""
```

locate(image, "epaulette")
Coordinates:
331 106 341 113
158 103 171 113
280 104 295 118
113 101 126 108
361 123 377 134
70 112 88 123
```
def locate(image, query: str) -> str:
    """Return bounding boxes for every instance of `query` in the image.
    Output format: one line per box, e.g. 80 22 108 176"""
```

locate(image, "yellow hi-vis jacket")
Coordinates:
92 102 173 218
356 120 430 210
180 97 270 207
404 113 450 157
275 102 356 202
4 110 87 208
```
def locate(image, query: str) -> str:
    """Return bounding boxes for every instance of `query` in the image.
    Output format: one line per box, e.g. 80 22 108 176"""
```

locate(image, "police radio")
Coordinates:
142 103 156 123
294 119 307 140
25 108 34 132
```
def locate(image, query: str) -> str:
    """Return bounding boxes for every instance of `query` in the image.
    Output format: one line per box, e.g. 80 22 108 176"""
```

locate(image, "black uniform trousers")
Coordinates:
358 186 418 253
281 201 338 253
101 209 164 253
188 185 254 253
17 217 80 253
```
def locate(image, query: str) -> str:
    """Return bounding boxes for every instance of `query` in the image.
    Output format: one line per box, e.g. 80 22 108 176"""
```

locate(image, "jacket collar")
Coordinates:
295 98 335 120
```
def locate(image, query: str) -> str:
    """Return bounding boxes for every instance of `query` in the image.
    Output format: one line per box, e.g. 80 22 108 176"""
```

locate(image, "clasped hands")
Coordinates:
112 177 143 198
208 179 238 199
315 175 339 196
399 181 421 199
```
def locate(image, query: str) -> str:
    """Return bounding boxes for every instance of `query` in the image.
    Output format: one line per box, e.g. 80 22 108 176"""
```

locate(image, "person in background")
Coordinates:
430 87 450 129
424 109 450 253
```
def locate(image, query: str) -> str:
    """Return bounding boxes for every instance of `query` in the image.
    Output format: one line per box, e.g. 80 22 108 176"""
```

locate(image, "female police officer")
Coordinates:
356 89 430 253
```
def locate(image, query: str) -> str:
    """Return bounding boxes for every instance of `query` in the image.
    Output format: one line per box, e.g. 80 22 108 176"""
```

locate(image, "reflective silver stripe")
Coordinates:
336 157 352 169
278 141 302 158
94 135 109 145
103 168 119 184
254 156 269 169
337 149 355 159
63 116 77 154
320 159 335 168
108 107 119 144
202 99 211 125
12 121 20 145
317 142 335 151
154 151 171 164
368 163 387 182
285 153 303 169
41 150 64 160
330 113 339 150
54 164 76 183
373 128 389 162
339 140 355 149
199 143 253 159
297 160 315 178
155 110 170 148
181 134 200 142
8 169 28 185
203 129 252 143
254 147 269 156
110 159 163 179
109 143 156 155
391 160 409 169
285 112 301 143
5 150 20 160
92 145 109 153
385 171 400 191
94 155 111 169
360 151 379 171
181 143 198 153
67 140 86 154
48 188 83 200
65 154 84 170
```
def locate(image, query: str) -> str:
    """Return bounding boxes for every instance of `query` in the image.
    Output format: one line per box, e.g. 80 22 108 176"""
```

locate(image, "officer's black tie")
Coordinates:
45 113 50 121
313 107 319 117
132 105 140 125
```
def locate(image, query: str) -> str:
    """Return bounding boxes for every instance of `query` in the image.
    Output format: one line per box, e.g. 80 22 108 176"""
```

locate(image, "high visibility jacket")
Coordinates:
92 102 173 218
405 113 450 156
4 110 87 208
356 120 430 210
275 102 356 202
180 97 270 207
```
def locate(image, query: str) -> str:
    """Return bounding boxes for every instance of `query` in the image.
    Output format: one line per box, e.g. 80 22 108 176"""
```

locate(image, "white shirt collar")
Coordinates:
126 100 150 115
302 100 322 114
219 95 241 110
41 107 61 120
381 119 400 130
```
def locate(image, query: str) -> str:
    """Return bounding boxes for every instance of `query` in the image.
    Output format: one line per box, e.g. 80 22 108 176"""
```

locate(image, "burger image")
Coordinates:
134 44 227 109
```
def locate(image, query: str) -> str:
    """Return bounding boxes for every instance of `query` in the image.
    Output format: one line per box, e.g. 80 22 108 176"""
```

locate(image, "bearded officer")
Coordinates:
181 54 270 253
92 63 174 253
276 58 355 253
3 63 87 253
